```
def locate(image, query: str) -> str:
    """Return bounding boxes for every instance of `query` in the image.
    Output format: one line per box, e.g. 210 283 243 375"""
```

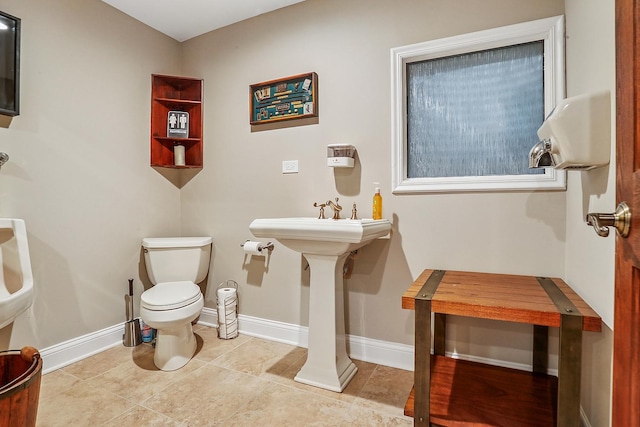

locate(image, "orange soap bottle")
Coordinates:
372 183 383 220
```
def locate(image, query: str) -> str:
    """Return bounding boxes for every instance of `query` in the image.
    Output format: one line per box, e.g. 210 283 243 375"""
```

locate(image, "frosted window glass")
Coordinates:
406 41 544 178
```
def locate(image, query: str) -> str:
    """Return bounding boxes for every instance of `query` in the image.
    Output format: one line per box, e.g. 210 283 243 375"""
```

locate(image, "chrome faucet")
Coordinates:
326 198 342 220
528 139 556 168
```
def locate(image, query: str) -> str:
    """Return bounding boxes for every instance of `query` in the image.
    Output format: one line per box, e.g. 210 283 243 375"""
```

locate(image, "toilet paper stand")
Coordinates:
217 280 239 340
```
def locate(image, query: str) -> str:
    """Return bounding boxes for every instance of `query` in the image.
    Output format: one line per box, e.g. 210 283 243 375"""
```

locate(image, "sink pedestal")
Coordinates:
295 252 357 392
249 217 392 392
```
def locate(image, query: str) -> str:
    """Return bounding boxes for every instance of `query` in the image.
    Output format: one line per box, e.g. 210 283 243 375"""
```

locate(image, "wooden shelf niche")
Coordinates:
151 74 203 168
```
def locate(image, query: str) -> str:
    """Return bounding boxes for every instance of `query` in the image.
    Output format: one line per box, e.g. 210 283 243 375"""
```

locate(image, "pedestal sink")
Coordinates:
249 217 391 392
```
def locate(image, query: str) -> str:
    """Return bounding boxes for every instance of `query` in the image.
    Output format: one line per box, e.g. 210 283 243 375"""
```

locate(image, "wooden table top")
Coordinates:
402 269 601 332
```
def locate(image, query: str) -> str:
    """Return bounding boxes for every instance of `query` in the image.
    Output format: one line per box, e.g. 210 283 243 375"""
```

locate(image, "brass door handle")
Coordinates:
586 202 631 237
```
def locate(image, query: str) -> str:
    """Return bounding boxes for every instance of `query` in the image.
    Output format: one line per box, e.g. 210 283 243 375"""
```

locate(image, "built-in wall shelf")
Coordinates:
150 74 203 168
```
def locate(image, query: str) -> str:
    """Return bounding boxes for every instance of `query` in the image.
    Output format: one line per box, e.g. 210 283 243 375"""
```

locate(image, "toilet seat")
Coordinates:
141 281 201 311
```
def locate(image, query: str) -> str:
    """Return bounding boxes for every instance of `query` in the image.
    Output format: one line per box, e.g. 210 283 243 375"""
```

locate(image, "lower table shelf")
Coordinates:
405 356 558 427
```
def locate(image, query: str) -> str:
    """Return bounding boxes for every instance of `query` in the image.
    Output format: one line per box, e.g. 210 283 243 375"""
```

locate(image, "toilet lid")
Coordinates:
141 281 202 310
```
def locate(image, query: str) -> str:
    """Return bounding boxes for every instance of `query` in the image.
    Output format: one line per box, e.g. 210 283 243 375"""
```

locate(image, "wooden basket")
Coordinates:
0 347 42 427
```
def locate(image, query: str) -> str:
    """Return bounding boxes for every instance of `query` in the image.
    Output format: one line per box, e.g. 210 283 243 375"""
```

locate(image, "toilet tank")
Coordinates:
142 237 212 285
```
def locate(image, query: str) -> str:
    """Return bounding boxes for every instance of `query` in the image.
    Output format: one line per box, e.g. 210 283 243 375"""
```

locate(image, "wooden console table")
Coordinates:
402 269 601 427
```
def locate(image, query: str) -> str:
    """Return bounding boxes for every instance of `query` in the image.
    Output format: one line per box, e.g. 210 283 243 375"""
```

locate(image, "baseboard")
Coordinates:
38 307 591 426
202 307 415 371
40 323 123 374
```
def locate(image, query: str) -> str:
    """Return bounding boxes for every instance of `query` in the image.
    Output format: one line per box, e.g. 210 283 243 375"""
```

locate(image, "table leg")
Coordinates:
533 325 548 374
414 298 431 427
557 314 582 427
535 277 584 427
434 313 446 356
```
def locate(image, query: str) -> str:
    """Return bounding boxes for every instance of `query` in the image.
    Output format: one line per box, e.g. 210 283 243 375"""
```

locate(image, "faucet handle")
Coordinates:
351 203 358 220
313 202 326 219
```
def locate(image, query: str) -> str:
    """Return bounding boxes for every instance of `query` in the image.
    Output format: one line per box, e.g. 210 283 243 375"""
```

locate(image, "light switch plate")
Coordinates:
282 160 299 174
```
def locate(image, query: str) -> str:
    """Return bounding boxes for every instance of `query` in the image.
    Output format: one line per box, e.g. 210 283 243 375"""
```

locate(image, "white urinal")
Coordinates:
0 219 34 329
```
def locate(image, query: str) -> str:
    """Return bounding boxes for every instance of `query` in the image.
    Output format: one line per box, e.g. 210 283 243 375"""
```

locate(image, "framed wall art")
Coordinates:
250 72 318 125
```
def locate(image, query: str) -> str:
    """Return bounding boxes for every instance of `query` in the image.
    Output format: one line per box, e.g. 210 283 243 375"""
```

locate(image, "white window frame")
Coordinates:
391 15 566 194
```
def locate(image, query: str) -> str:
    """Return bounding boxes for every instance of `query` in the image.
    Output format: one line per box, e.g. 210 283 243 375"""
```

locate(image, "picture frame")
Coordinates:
0 11 20 117
250 72 318 125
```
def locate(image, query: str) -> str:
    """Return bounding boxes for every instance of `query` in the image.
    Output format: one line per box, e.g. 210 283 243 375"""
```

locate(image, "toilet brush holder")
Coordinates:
122 279 141 347
123 318 142 347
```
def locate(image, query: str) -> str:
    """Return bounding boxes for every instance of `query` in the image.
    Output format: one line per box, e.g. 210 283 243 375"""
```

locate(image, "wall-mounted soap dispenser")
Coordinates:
529 90 611 170
327 144 356 168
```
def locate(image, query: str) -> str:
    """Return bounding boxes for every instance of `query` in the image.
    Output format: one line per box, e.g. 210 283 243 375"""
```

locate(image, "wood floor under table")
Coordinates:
404 355 558 427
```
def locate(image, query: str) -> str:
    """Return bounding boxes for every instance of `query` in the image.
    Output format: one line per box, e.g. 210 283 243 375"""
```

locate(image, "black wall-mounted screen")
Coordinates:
0 11 20 117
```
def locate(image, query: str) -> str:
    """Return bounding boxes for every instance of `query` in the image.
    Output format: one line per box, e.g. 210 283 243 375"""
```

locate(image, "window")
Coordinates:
391 16 565 193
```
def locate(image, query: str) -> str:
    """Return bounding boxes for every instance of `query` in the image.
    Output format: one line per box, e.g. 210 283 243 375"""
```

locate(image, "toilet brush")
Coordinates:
123 278 142 347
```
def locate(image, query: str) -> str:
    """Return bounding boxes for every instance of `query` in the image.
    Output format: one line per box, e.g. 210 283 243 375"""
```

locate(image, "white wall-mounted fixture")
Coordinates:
327 144 356 168
529 90 611 170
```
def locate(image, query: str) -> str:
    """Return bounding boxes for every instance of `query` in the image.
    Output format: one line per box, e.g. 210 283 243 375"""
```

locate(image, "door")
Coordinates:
613 0 640 424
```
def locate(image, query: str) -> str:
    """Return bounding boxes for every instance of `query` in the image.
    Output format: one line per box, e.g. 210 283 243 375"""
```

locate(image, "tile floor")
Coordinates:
36 325 414 426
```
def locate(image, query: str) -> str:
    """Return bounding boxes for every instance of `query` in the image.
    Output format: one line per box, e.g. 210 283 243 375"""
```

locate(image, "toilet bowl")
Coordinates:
140 236 212 371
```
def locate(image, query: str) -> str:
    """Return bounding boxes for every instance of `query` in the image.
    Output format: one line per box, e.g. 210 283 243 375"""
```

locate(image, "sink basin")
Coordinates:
249 216 391 392
249 217 391 255
0 219 34 330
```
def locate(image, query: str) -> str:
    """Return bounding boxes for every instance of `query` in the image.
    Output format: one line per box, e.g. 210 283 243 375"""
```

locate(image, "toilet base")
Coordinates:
140 293 203 371
153 323 197 371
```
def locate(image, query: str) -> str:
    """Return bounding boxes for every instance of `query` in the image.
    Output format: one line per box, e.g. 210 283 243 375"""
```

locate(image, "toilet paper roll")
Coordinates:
218 319 238 339
217 301 237 320
243 241 264 256
217 287 237 305
174 145 186 166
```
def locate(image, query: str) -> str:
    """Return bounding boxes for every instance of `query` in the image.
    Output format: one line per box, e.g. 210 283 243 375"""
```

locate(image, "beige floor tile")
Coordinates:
258 344 306 383
87 349 206 404
341 405 413 426
192 323 209 332
61 343 152 380
34 326 416 426
263 352 377 403
143 363 268 425
212 337 303 376
102 405 187 426
38 369 80 402
352 365 414 417
223 381 351 427
192 329 252 363
36 380 134 426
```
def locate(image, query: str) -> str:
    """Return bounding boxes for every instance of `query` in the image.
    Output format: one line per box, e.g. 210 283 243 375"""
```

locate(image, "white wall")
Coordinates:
0 0 614 424
564 1 615 425
0 0 183 349
181 0 565 360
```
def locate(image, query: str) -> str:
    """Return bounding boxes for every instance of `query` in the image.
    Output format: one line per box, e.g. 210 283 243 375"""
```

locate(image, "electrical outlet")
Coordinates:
282 160 299 174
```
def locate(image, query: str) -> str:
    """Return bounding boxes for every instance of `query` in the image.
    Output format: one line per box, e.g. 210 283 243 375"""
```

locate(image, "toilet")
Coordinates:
140 236 212 371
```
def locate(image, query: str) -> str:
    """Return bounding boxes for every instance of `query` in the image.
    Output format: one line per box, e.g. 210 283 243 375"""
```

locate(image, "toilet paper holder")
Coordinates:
241 240 274 252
